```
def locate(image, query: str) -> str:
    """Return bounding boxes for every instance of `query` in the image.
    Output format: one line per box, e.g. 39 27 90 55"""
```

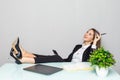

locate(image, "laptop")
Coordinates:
23 64 63 75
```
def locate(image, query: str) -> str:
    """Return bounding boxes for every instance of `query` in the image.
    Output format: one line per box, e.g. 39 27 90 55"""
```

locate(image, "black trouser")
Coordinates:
34 54 64 63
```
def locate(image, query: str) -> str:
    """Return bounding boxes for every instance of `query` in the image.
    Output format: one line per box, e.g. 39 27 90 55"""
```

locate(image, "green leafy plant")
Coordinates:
88 47 116 68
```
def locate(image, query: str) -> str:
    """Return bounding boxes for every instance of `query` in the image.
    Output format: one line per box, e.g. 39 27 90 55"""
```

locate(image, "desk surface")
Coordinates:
0 62 120 80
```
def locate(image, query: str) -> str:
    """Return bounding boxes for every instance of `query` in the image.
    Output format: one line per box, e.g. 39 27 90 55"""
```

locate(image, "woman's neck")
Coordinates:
83 41 92 45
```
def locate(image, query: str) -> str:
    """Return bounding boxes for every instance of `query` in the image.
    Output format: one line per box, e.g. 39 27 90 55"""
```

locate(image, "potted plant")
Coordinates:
88 47 116 77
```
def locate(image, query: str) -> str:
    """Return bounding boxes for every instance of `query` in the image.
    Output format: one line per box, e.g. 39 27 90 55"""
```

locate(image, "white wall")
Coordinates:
0 0 120 73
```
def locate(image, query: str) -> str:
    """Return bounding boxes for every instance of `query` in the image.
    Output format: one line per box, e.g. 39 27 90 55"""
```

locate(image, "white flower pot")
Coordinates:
95 66 109 77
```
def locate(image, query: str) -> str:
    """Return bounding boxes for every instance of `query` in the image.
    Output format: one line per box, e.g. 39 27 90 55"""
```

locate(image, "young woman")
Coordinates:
10 28 101 64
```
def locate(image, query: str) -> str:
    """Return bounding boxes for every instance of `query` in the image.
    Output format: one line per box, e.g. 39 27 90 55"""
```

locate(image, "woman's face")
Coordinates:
83 29 94 43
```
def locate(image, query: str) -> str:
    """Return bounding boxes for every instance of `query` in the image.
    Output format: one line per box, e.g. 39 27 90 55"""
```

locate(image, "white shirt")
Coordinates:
71 44 96 63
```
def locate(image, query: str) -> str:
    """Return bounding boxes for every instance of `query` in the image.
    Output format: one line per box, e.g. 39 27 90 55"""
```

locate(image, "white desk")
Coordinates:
0 62 120 80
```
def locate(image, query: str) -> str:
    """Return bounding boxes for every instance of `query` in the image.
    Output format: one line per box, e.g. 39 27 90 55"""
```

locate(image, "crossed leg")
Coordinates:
19 46 36 64
11 39 36 64
10 38 64 64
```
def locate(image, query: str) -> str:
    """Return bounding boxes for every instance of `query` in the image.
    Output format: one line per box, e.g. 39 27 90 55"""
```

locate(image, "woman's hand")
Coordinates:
93 33 101 45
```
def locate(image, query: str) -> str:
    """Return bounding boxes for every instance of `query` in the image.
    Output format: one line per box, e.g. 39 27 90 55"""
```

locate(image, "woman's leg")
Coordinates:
19 57 35 64
16 46 36 63
11 46 36 64
20 45 36 58
11 38 64 64
11 38 35 58
12 44 64 64
11 39 36 63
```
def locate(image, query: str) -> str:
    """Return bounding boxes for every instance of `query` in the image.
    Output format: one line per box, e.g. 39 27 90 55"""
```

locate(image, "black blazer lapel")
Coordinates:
82 45 93 62
65 45 82 62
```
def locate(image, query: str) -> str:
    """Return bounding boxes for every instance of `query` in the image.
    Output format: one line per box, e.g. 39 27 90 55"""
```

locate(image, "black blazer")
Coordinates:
64 44 93 62
34 44 94 63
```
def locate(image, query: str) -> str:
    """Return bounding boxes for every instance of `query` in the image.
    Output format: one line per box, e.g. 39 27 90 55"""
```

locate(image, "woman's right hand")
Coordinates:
93 33 101 45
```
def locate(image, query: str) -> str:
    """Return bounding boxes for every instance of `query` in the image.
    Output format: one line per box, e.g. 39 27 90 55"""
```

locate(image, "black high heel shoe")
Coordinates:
10 48 22 64
14 37 22 59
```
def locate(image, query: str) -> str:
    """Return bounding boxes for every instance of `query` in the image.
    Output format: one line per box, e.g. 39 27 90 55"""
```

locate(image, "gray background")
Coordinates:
0 0 120 73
